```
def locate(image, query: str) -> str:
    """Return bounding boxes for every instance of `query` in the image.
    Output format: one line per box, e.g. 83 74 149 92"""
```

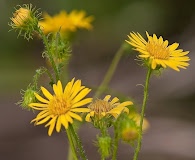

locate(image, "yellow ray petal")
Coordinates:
68 112 82 121
72 88 91 103
103 95 111 101
53 81 63 96
41 87 53 100
85 113 91 122
31 111 50 123
60 114 69 129
117 101 133 108
110 97 119 105
48 117 57 136
65 113 73 123
72 98 92 108
34 93 49 104
56 116 62 132
71 108 90 112
29 103 48 107
36 115 51 125
64 78 75 94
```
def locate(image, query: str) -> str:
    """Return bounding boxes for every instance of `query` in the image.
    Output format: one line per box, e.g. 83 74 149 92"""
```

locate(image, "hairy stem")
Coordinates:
133 68 152 160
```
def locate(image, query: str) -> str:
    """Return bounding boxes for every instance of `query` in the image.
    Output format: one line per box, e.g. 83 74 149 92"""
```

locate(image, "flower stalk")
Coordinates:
69 124 88 160
94 43 129 98
133 68 152 160
66 127 78 160
112 123 120 160
37 27 60 82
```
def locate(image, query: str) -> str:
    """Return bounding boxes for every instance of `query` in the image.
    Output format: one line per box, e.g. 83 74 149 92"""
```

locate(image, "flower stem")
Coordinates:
37 28 60 82
133 68 152 160
67 145 74 160
66 127 78 160
69 124 87 160
94 43 127 98
112 125 119 160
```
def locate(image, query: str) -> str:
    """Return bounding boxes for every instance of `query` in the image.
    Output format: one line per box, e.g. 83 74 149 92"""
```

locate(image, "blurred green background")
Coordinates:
1 0 195 160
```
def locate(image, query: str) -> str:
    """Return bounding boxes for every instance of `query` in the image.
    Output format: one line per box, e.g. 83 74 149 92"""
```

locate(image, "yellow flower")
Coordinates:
39 10 93 35
68 10 94 30
39 11 74 34
11 7 30 27
29 78 92 136
121 113 150 142
126 32 190 71
85 95 133 122
128 113 149 131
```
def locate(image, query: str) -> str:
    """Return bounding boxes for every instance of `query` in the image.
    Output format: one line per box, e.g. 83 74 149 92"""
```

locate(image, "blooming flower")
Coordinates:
68 10 94 30
85 95 133 123
29 78 92 136
126 32 190 71
39 10 93 35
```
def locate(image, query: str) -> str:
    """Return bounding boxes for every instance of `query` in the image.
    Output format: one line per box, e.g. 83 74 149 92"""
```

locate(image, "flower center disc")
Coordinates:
146 41 170 59
49 96 70 115
90 100 113 114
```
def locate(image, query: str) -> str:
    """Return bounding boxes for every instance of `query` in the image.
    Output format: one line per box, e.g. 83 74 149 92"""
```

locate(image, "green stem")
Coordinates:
94 43 127 98
69 124 87 160
66 128 78 160
112 125 119 160
67 145 74 160
133 68 152 160
37 28 60 82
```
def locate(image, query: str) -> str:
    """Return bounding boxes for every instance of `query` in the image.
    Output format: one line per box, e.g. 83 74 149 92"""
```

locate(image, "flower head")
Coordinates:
85 95 133 128
39 10 94 36
126 32 190 71
29 78 92 136
120 113 149 143
11 7 30 27
68 10 94 30
9 4 41 40
17 84 37 110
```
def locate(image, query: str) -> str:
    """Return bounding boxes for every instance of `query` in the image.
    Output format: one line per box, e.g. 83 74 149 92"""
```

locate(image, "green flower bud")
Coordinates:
17 85 37 110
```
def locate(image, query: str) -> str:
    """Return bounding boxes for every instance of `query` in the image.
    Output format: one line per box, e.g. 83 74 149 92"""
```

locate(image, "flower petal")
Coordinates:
34 93 49 104
41 87 53 100
68 111 82 121
72 98 92 108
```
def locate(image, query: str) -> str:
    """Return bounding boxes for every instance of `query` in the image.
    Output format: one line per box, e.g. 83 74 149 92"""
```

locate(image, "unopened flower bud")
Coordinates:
17 85 37 110
9 4 41 40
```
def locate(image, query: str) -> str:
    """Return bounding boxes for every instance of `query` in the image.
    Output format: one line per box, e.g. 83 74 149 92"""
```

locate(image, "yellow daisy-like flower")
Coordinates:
68 10 94 30
39 10 93 35
39 11 74 34
126 32 190 71
29 78 92 136
85 95 133 122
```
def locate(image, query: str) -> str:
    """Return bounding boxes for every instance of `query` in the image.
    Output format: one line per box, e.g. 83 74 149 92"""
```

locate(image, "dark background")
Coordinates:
1 0 195 159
